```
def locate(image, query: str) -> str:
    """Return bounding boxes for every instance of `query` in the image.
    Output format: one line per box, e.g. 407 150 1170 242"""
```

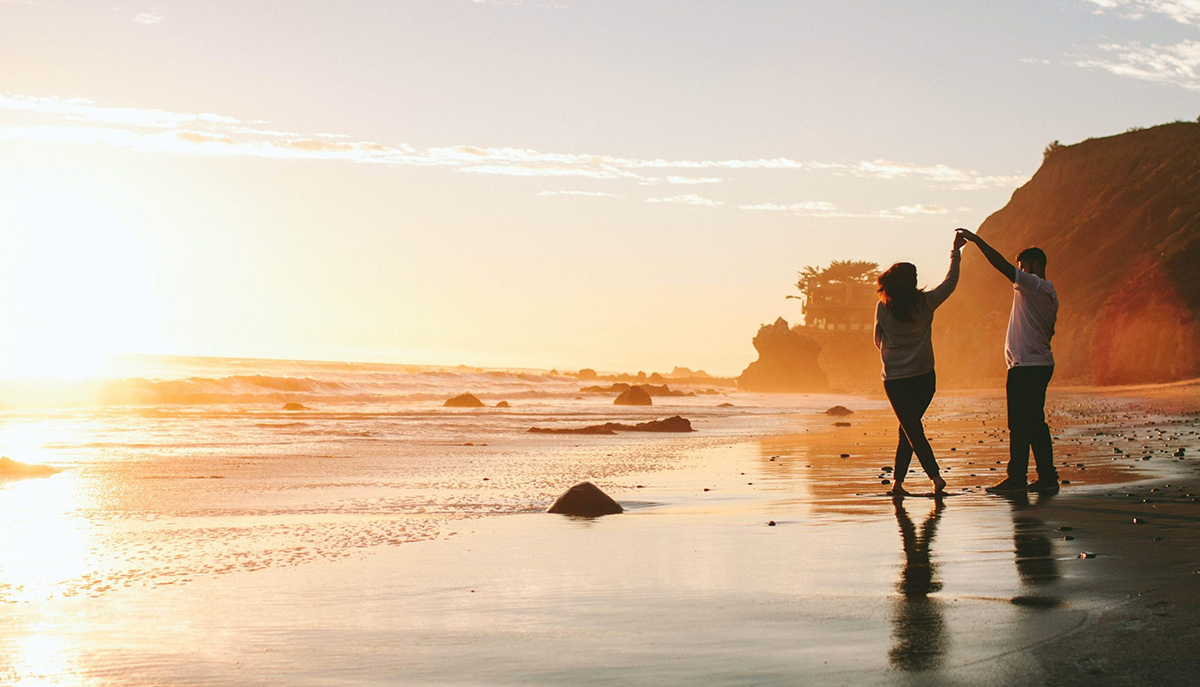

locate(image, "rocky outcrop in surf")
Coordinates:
737 318 829 392
444 393 485 408
614 386 653 405
529 415 694 434
0 457 60 479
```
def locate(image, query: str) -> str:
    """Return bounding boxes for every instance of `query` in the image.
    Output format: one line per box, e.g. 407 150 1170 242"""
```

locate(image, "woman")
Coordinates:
873 231 966 496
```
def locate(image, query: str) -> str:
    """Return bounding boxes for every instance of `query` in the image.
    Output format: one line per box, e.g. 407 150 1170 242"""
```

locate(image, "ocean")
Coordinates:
0 354 874 603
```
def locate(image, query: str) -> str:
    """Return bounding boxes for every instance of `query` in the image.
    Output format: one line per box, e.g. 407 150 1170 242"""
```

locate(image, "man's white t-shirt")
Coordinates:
1005 269 1058 369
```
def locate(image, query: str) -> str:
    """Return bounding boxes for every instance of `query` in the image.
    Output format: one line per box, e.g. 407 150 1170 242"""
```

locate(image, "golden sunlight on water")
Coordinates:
0 422 92 602
6 633 87 687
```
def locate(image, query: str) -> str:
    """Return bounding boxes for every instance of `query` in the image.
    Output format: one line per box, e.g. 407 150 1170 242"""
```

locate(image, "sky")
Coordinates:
1 0 1198 377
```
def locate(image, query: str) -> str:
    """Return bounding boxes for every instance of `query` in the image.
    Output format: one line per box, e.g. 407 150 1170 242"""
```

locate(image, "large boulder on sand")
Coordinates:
614 386 652 406
444 393 485 408
737 317 829 392
547 481 623 516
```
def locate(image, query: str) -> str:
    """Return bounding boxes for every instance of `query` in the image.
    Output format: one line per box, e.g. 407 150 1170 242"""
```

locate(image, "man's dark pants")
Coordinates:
1006 365 1056 482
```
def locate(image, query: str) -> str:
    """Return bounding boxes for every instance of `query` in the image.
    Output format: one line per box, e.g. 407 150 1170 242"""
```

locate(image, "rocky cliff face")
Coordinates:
935 122 1200 386
737 318 829 392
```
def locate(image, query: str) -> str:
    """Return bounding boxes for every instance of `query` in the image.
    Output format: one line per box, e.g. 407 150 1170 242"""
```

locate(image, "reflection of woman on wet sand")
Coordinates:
873 231 967 496
889 499 948 671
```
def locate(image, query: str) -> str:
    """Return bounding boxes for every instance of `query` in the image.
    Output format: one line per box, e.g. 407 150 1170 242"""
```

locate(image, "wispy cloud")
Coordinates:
1020 57 1052 64
471 0 566 8
0 94 1027 194
132 10 164 24
537 190 625 198
738 201 838 212
665 176 722 184
646 194 724 207
849 160 1028 190
897 204 948 215
1080 0 1200 26
1076 40 1200 90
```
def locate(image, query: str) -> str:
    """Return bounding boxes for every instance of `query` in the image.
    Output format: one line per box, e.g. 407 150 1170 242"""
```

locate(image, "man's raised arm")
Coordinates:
956 228 1016 282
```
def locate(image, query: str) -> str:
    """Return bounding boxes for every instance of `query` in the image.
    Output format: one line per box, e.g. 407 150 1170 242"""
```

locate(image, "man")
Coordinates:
955 228 1060 493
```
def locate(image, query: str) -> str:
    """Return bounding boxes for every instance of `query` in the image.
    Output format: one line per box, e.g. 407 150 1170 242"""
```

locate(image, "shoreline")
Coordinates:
1 384 1198 685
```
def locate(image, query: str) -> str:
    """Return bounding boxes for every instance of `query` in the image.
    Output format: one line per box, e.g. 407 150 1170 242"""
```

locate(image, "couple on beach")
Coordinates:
873 228 1059 497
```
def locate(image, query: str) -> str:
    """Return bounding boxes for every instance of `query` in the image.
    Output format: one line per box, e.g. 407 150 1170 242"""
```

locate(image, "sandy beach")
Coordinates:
1 379 1197 686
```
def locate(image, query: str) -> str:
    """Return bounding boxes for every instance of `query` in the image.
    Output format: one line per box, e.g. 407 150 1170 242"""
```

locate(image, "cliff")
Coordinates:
935 122 1200 386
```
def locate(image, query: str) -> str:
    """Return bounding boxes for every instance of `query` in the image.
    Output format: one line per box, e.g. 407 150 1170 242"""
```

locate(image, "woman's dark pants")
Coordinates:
883 370 940 483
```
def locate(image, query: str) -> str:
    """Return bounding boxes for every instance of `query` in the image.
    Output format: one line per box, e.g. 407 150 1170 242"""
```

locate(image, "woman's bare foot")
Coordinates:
887 483 910 498
932 475 947 494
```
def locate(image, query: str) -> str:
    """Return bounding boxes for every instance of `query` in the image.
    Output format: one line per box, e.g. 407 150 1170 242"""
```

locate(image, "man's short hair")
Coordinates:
1017 247 1047 267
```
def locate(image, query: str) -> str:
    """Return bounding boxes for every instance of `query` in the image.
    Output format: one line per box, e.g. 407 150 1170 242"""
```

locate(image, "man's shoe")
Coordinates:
1028 479 1060 493
986 478 1027 493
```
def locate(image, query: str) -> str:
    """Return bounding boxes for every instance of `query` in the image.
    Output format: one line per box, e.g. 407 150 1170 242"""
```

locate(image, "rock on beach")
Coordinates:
547 481 623 516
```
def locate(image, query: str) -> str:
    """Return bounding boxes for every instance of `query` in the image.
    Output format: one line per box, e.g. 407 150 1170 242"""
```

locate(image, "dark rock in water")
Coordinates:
529 425 618 435
632 415 692 432
547 481 623 516
574 396 584 400
638 384 689 397
496 401 511 408
824 405 854 416
649 372 666 384
718 402 735 407
581 383 631 393
0 456 60 479
614 386 652 406
444 393 485 408
282 402 307 411
529 415 693 435
577 368 598 380
737 317 830 392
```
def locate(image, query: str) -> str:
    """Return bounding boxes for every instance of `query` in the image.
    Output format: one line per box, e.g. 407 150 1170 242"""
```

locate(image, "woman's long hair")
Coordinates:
877 262 923 323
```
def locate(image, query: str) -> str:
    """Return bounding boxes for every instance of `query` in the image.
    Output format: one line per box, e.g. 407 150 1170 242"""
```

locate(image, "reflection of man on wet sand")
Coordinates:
889 499 947 671
956 229 1060 494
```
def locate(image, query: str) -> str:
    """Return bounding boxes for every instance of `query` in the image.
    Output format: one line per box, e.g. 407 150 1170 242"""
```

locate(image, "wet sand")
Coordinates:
2 385 1199 685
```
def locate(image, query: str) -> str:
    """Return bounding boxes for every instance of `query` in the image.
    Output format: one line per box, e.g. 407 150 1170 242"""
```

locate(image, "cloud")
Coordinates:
1080 0 1200 26
646 194 724 207
0 93 1028 193
665 176 722 184
1021 57 1052 64
850 159 1029 190
738 201 838 212
471 0 566 7
537 190 625 198
897 204 948 215
0 94 239 129
132 11 164 24
737 201 952 221
1076 40 1200 90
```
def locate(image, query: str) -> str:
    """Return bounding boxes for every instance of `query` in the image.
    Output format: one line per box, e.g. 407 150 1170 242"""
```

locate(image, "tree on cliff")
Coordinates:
789 260 880 331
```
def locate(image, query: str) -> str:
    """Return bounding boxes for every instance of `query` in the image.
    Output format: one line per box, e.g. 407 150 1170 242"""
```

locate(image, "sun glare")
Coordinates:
0 176 160 380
